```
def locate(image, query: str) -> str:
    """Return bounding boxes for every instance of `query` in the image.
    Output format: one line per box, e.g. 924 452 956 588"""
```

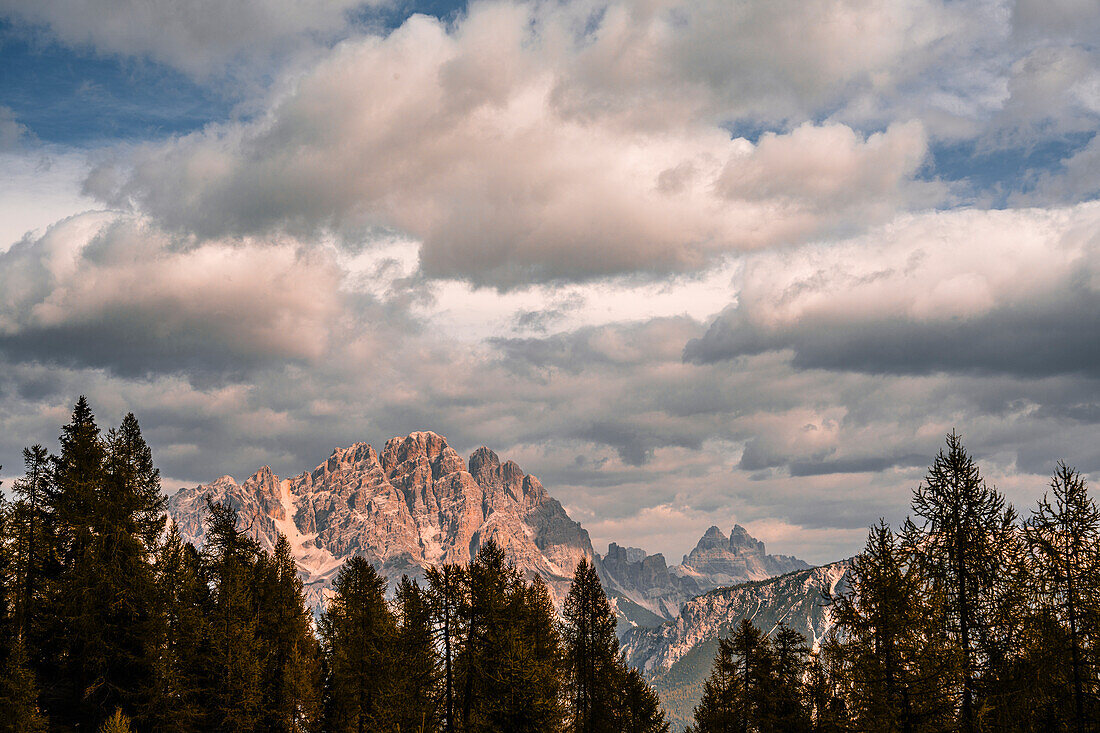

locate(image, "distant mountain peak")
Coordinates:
598 523 811 633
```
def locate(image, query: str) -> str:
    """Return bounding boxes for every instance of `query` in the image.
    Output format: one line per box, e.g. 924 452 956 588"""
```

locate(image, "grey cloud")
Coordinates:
685 290 1100 378
0 213 353 379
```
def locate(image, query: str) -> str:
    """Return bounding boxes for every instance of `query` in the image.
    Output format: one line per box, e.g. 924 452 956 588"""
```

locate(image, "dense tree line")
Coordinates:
689 431 1100 733
0 398 669 732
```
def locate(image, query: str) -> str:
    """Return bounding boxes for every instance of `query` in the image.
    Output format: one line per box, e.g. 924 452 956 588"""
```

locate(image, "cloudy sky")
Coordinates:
1 0 1098 564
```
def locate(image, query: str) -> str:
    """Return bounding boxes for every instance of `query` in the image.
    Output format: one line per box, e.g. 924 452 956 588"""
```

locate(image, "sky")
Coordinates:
0 0 1098 565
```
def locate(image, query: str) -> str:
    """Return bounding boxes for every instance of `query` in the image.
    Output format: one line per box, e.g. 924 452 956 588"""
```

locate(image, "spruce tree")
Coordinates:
319 556 399 732
146 521 208 732
458 538 561 732
426 562 468 733
9 445 50 640
690 619 775 733
831 520 956 732
255 533 321 732
910 431 1017 732
42 396 109 728
616 667 669 733
690 634 739 732
200 498 264 731
1025 463 1100 732
563 556 621 733
394 576 440 733
767 624 811 732
0 493 47 733
515 574 567 731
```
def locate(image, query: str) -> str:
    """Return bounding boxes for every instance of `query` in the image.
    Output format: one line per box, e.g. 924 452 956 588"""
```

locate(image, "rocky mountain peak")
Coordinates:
167 431 594 614
468 446 500 479
728 524 765 554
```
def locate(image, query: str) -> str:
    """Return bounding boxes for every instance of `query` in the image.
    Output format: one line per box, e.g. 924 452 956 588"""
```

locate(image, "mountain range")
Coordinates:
167 431 842 722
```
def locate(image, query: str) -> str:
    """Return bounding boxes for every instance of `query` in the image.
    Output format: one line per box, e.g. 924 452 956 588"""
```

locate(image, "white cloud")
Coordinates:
0 212 348 373
88 5 943 287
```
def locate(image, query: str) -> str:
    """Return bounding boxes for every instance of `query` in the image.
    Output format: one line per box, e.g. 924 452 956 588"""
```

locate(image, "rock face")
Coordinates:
597 524 812 630
620 561 851 730
167 432 594 612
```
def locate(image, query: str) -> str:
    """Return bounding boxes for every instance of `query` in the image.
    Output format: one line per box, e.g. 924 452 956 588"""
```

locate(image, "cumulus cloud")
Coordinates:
86 5 943 287
0 212 348 376
685 202 1100 377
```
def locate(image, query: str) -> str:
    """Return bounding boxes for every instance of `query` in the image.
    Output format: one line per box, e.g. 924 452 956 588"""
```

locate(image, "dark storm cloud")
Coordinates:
685 288 1100 378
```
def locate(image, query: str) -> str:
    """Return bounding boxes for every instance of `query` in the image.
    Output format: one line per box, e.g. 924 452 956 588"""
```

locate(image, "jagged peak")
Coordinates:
469 446 500 477
246 465 275 482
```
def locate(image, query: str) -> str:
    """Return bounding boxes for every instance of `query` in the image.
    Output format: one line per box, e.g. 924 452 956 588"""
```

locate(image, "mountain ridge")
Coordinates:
166 430 813 626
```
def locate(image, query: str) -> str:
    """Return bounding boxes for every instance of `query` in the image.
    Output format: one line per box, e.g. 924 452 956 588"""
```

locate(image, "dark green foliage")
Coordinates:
1024 463 1100 732
564 555 668 733
616 667 670 733
426 562 468 733
320 556 399 732
909 431 1018 732
828 520 956 732
146 521 208 732
395 576 441 733
200 498 265 731
256 533 322 732
0 489 48 732
564 556 622 732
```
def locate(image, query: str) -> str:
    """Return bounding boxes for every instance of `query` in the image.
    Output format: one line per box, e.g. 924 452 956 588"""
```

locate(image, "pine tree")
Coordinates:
767 624 811 732
394 576 440 733
9 445 50 641
255 533 321 732
0 493 47 733
690 619 775 733
146 521 208 732
910 431 1017 732
515 574 567 731
319 556 399 732
616 667 669 733
458 537 557 732
42 396 109 728
563 556 621 733
200 498 264 731
830 520 957 732
426 562 468 733
690 634 739 732
1025 463 1100 732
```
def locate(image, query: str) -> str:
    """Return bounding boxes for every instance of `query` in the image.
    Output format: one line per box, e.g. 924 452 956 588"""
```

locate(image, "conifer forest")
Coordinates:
1 398 1098 733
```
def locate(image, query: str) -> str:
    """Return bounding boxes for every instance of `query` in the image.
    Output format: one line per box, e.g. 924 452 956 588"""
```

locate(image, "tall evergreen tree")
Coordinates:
515 574 567 731
616 667 669 733
426 562 468 733
41 396 109 728
1025 463 1100 732
146 521 208 732
910 431 1017 732
830 520 956 732
456 538 566 732
689 619 775 733
9 445 50 641
255 533 321 732
0 493 48 733
563 556 623 733
200 498 264 732
767 624 811 732
395 576 440 733
319 556 399 732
